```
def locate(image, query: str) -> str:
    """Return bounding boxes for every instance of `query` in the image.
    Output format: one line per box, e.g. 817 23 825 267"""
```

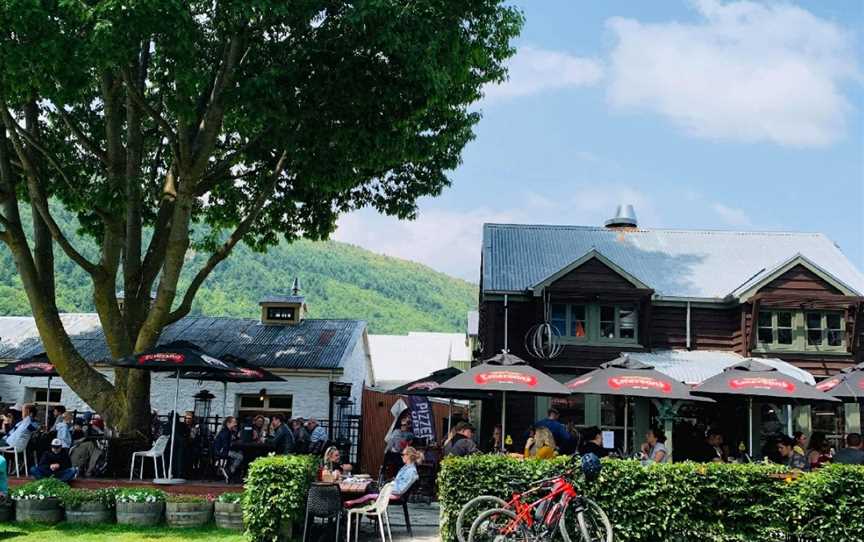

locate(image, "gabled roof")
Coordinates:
628 350 816 386
531 249 651 294
482 224 864 300
0 314 366 371
732 253 861 300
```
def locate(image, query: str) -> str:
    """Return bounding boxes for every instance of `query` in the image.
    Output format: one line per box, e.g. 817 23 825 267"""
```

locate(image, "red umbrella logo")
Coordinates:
608 376 672 393
728 377 796 393
859 380 864 391
474 371 537 387
138 353 185 364
16 362 54 373
407 381 439 391
816 378 841 392
567 376 593 389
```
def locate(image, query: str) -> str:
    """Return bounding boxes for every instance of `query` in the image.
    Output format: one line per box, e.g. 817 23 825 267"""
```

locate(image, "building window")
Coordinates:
31 388 62 404
549 303 638 345
237 394 293 420
266 306 295 321
757 310 845 352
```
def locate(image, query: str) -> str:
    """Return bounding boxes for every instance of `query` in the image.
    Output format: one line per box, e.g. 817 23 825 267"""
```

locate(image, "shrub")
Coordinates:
11 478 70 501
216 492 244 504
243 454 318 541
437 455 864 542
115 488 166 504
61 488 118 509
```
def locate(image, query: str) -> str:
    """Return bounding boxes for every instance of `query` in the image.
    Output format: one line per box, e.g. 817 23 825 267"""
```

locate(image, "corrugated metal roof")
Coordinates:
627 350 816 386
0 314 365 371
482 224 864 299
259 295 305 304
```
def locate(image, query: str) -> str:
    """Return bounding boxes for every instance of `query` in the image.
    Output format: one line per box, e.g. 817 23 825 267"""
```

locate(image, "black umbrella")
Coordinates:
180 354 285 417
0 353 60 425
438 351 570 450
111 341 238 484
565 355 714 454
388 368 493 400
816 365 864 401
692 359 839 455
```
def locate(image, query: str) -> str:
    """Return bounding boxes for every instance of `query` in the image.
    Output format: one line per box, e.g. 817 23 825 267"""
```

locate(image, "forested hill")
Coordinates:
0 206 477 334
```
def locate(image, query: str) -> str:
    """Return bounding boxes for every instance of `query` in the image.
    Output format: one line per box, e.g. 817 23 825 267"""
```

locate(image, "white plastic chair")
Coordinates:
0 430 33 477
345 481 395 542
130 435 169 480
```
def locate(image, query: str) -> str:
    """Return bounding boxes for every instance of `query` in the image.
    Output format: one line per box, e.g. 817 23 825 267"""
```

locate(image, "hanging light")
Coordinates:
259 388 267 402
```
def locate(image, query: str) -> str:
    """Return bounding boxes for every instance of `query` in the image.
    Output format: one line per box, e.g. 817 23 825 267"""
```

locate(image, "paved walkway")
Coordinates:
311 502 441 541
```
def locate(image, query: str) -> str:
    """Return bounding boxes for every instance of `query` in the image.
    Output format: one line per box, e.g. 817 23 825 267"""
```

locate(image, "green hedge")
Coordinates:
243 454 318 541
438 455 864 542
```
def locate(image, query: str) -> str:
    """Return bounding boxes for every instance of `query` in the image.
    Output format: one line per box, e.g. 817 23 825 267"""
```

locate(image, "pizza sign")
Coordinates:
728 377 796 393
474 371 537 387
608 375 672 394
567 376 592 389
138 352 185 364
407 381 440 391
816 378 841 392
234 368 264 379
16 362 54 373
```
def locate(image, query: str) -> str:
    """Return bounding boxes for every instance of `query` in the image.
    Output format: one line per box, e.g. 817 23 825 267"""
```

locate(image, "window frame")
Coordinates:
550 302 639 346
755 310 846 353
236 393 294 419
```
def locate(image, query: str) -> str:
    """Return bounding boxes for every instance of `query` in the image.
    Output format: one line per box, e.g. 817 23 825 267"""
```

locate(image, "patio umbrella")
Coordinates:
565 354 714 454
0 354 60 426
816 364 864 401
180 354 285 417
437 351 570 451
692 359 839 456
110 340 238 484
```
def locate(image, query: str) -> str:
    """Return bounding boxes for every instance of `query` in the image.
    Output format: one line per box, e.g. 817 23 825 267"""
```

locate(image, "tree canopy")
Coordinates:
0 0 521 432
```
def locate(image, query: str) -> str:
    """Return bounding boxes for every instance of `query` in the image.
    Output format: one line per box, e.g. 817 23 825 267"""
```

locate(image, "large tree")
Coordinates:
0 0 521 433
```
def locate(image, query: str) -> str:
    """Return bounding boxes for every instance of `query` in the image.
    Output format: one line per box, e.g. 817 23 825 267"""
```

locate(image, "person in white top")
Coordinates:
0 404 38 449
640 427 671 464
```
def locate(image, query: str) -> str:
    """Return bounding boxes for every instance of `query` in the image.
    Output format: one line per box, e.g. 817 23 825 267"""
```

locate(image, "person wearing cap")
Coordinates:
31 438 77 482
443 422 479 457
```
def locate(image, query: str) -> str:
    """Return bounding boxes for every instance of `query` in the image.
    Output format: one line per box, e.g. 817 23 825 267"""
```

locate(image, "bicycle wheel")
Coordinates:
468 508 531 542
456 495 508 542
558 497 613 542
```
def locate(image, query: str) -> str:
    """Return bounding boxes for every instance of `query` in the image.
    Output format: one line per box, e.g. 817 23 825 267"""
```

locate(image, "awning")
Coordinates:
625 350 816 386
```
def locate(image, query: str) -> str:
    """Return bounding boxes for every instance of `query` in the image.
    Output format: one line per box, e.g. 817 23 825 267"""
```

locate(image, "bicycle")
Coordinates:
466 471 612 542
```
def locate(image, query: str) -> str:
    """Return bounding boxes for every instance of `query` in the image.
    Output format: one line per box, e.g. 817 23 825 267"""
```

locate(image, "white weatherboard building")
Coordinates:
0 294 373 422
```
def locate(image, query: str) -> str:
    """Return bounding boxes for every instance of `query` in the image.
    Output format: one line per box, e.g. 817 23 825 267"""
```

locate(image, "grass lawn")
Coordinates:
0 523 246 541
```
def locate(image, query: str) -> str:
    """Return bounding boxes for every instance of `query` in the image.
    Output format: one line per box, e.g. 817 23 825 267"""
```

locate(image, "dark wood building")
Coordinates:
476 210 864 455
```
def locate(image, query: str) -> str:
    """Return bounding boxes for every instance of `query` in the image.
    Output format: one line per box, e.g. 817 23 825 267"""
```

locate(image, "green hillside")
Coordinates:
0 206 477 334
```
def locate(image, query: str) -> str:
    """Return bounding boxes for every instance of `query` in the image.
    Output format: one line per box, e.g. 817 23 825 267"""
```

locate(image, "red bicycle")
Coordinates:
465 471 612 542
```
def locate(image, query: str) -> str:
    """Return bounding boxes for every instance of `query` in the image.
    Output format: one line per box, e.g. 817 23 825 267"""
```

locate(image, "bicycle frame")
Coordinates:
496 475 580 537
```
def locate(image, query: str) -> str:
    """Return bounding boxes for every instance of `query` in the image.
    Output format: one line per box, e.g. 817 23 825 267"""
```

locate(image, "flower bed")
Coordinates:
214 492 244 531
437 455 864 542
61 488 116 524
115 488 166 526
11 479 69 524
165 494 214 528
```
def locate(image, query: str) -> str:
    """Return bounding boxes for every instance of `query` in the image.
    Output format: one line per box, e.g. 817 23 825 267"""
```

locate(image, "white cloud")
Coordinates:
606 0 860 146
483 45 603 103
712 202 752 227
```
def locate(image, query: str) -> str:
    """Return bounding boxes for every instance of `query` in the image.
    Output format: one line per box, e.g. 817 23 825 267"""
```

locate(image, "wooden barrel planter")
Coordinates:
116 501 164 526
15 498 63 523
166 501 213 528
214 501 243 531
65 502 114 524
0 500 13 522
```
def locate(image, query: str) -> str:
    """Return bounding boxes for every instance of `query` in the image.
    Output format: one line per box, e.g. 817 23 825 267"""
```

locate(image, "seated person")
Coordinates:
251 415 267 443
0 456 6 495
344 446 423 507
266 414 295 454
384 417 415 466
777 435 809 472
0 404 38 449
31 439 78 482
306 418 328 454
443 422 478 457
70 416 108 477
524 426 556 459
214 417 243 479
321 446 352 481
833 433 864 465
640 427 670 464
55 412 73 449
579 426 612 458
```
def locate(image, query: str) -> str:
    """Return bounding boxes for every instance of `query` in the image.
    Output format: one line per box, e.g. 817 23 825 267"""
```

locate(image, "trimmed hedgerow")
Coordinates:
438 455 864 542
243 454 318 541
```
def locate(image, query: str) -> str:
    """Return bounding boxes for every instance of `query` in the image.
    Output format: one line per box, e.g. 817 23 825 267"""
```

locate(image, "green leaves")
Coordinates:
242 453 318 541
11 478 71 501
438 455 864 542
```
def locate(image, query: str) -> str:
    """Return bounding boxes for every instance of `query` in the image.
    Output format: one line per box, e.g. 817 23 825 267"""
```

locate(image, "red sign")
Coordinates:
407 381 440 391
15 362 54 373
859 379 864 391
138 353 185 365
728 377 795 393
608 375 672 393
233 368 264 379
567 376 592 389
474 371 537 387
816 378 841 392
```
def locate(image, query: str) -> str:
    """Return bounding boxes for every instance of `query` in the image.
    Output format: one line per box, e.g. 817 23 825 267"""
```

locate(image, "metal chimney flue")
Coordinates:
605 204 638 228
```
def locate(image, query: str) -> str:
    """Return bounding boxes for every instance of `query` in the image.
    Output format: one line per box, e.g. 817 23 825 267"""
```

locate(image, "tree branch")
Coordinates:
57 108 108 165
120 67 180 159
165 151 288 325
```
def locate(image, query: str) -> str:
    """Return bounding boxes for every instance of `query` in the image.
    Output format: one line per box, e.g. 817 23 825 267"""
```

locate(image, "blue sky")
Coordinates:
335 0 864 282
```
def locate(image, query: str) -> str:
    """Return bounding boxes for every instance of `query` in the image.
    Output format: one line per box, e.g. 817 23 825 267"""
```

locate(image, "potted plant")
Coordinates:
0 494 13 522
61 488 116 524
11 478 69 523
165 494 214 527
115 488 165 526
214 492 244 531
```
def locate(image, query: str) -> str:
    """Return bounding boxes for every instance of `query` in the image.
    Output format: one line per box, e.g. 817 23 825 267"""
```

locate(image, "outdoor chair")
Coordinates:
0 430 33 477
387 478 417 537
346 481 395 542
129 435 169 480
302 482 343 542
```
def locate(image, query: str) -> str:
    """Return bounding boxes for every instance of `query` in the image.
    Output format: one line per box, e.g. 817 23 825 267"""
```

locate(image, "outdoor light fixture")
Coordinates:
259 388 267 402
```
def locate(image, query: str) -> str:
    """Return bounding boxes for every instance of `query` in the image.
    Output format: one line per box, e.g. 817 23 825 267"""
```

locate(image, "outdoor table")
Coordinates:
339 477 374 496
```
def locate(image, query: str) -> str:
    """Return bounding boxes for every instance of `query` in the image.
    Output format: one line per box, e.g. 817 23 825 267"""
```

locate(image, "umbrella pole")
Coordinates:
500 391 506 453
748 397 754 458
223 382 228 419
447 399 453 433
786 404 793 436
624 397 629 457
161 369 183 483
45 376 51 426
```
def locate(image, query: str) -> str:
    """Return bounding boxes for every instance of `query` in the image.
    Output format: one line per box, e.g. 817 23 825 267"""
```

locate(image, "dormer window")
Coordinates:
757 310 846 353
259 294 306 325
267 307 296 321
550 303 639 345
